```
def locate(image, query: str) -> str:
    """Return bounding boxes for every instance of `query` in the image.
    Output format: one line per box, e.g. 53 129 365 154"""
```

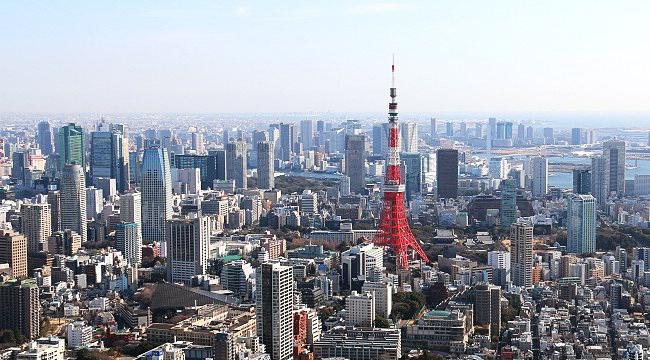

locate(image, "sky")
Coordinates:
1 1 650 114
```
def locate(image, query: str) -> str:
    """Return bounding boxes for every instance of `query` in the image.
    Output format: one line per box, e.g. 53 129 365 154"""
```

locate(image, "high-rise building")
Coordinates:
500 179 518 227
603 139 626 196
372 124 385 156
60 164 87 243
176 153 224 189
37 121 54 156
445 122 454 137
11 151 27 184
221 260 254 300
510 222 533 287
47 190 62 232
489 157 508 180
475 123 483 138
591 156 607 205
300 119 313 150
531 156 548 198
344 135 366 194
166 215 210 283
572 169 591 195
517 123 525 142
90 130 128 191
256 262 294 360
0 279 40 339
474 283 502 338
141 148 173 243
400 122 418 153
279 123 297 161
226 141 247 189
300 190 318 215
361 281 393 318
567 194 597 254
85 187 103 220
436 149 458 199
430 118 437 138
190 132 205 154
543 127 554 144
116 222 142 265
345 291 375 327
401 152 424 199
20 203 51 253
57 123 85 171
0 230 28 279
571 128 582 145
120 192 142 240
257 141 274 189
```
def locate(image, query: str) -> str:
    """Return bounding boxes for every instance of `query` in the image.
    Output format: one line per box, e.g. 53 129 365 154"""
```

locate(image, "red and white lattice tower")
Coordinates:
374 58 430 269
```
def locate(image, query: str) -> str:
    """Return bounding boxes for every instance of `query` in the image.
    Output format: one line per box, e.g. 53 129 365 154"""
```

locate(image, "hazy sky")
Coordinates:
1 1 649 114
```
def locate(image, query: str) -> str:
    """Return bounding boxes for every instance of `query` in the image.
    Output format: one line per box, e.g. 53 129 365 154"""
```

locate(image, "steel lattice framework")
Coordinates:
374 59 430 269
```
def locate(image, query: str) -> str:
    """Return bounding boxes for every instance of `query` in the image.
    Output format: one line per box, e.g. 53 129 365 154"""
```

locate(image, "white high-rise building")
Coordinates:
401 122 418 153
256 262 294 360
510 222 533 287
85 187 103 220
61 164 87 243
339 175 351 196
166 214 210 283
20 202 51 253
489 157 508 180
120 192 142 228
171 167 201 195
116 222 141 265
361 281 393 318
141 148 173 244
66 321 93 348
345 291 375 327
488 250 511 272
567 194 597 254
300 190 318 215
531 156 548 198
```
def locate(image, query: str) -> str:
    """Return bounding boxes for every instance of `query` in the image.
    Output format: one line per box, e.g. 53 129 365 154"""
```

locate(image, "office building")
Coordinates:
300 190 318 215
166 215 210 283
279 123 297 161
190 132 205 154
300 119 313 150
361 281 393 318
57 123 85 171
401 152 424 199
446 122 454 137
567 194 597 254
0 230 28 279
430 118 437 138
531 156 548 198
475 283 502 338
500 179 518 227
47 190 62 232
345 291 375 327
60 164 87 243
543 127 554 144
345 135 366 194
37 121 54 156
20 203 51 253
510 222 533 287
591 156 607 205
90 130 128 191
171 168 201 195
489 157 508 180
85 187 103 220
220 260 254 300
116 222 142 265
314 327 401 360
571 128 582 145
603 139 626 196
257 141 274 189
141 148 173 243
226 141 247 189
175 153 224 190
436 149 458 199
401 122 418 153
256 262 294 360
66 321 93 348
372 124 385 156
572 169 591 195
47 230 81 256
0 279 40 339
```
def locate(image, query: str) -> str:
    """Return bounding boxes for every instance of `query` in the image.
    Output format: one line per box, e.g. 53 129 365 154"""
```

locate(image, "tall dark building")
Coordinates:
500 179 518 227
571 128 582 145
0 279 40 339
257 141 274 189
90 129 128 191
57 123 85 170
279 123 297 161
436 149 458 199
344 135 366 194
572 169 591 195
401 152 423 200
175 154 226 190
37 121 54 155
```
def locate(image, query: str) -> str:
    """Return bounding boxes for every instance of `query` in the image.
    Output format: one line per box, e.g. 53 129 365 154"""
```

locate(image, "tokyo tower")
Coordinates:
374 58 430 269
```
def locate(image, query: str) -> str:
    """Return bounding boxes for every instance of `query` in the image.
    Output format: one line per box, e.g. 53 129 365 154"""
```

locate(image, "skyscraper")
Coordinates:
166 215 210 283
300 119 313 150
47 190 61 232
141 148 173 243
116 222 142 265
571 128 582 145
401 152 424 200
436 149 458 199
510 222 533 287
20 203 51 253
603 139 626 196
372 124 385 156
279 123 297 161
474 283 502 338
591 156 607 205
190 132 205 154
0 279 40 339
500 179 518 227
90 130 128 191
0 230 28 279
226 140 248 189
60 164 87 243
257 141 274 189
430 118 437 138
400 122 418 153
445 122 454 137
37 121 54 156
531 156 548 198
57 123 85 171
543 127 554 144
176 153 223 189
256 262 294 360
119 192 142 262
344 134 366 194
567 194 597 254
572 169 591 195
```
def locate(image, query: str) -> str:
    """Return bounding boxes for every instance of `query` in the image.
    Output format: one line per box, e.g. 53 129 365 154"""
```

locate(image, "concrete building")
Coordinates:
345 291 375 327
116 222 142 265
511 222 534 287
567 194 597 254
361 281 393 318
314 327 401 360
0 230 28 279
603 139 626 196
20 203 51 253
226 141 248 189
0 279 40 339
531 156 548 198
166 215 210 283
66 321 93 348
436 149 459 199
344 135 366 194
257 141 275 190
256 262 294 360
60 164 87 243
